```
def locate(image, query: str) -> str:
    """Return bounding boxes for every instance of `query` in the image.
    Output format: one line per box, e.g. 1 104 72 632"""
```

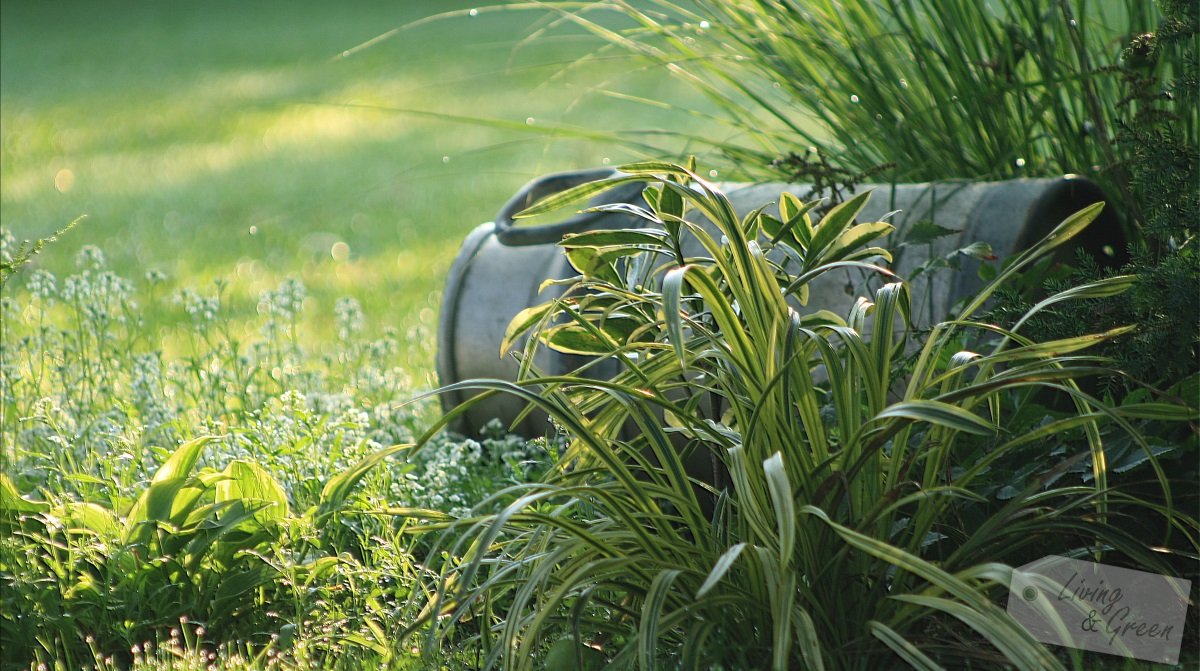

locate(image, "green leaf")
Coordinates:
1112 402 1198 422
823 222 894 263
151 436 214 485
764 453 796 569
1011 275 1136 333
542 323 617 355
565 246 622 284
514 176 649 218
124 437 215 541
807 191 873 262
875 401 996 435
560 229 671 249
903 220 960 245
216 460 289 525
0 474 48 514
318 444 413 518
54 502 120 537
696 543 747 598
639 569 682 671
868 621 944 670
501 301 555 356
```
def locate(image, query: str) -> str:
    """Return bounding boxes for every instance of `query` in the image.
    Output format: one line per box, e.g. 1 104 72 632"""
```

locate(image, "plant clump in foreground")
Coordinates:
0 243 550 669
404 163 1197 670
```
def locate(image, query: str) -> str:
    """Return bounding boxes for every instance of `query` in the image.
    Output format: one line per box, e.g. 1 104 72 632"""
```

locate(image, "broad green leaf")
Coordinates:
823 222 894 263
151 436 214 485
214 565 278 605
0 474 48 514
565 246 621 284
216 460 289 525
807 191 873 262
53 502 120 537
501 302 555 356
125 440 214 545
542 323 617 355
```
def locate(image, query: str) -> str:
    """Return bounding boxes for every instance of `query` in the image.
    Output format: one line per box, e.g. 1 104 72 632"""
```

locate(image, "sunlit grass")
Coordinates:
0 0 716 375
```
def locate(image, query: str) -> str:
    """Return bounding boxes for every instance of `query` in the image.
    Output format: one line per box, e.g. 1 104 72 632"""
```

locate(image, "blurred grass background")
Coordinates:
1 0 715 380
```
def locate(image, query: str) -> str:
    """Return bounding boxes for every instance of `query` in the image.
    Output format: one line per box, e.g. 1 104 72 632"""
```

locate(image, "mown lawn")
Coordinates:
1 0 711 373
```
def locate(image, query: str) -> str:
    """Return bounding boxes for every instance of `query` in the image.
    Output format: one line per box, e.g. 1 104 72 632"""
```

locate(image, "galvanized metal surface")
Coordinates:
438 171 1122 438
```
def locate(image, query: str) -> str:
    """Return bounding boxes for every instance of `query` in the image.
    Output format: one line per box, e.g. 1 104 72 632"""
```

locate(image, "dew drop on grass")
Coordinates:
469 8 478 16
709 169 718 177
249 225 258 235
699 20 710 29
441 156 450 164
331 242 350 262
1069 19 1077 27
899 78 909 88
1015 158 1026 168
601 157 611 165
525 117 535 125
54 168 75 193
850 94 860 104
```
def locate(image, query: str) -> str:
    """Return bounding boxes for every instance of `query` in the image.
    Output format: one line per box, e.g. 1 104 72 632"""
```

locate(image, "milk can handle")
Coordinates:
494 168 641 246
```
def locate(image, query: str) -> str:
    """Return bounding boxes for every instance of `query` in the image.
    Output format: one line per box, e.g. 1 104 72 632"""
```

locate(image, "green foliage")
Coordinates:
985 0 1199 391
523 0 1199 391
0 252 548 669
407 165 1196 669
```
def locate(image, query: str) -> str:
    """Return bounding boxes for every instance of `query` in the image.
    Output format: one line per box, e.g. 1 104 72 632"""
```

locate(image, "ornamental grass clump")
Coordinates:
405 163 1196 670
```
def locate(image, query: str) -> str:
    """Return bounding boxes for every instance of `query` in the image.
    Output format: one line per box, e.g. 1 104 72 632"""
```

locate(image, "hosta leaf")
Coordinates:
214 565 278 605
0 474 48 514
151 436 214 484
53 502 120 537
216 460 288 525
